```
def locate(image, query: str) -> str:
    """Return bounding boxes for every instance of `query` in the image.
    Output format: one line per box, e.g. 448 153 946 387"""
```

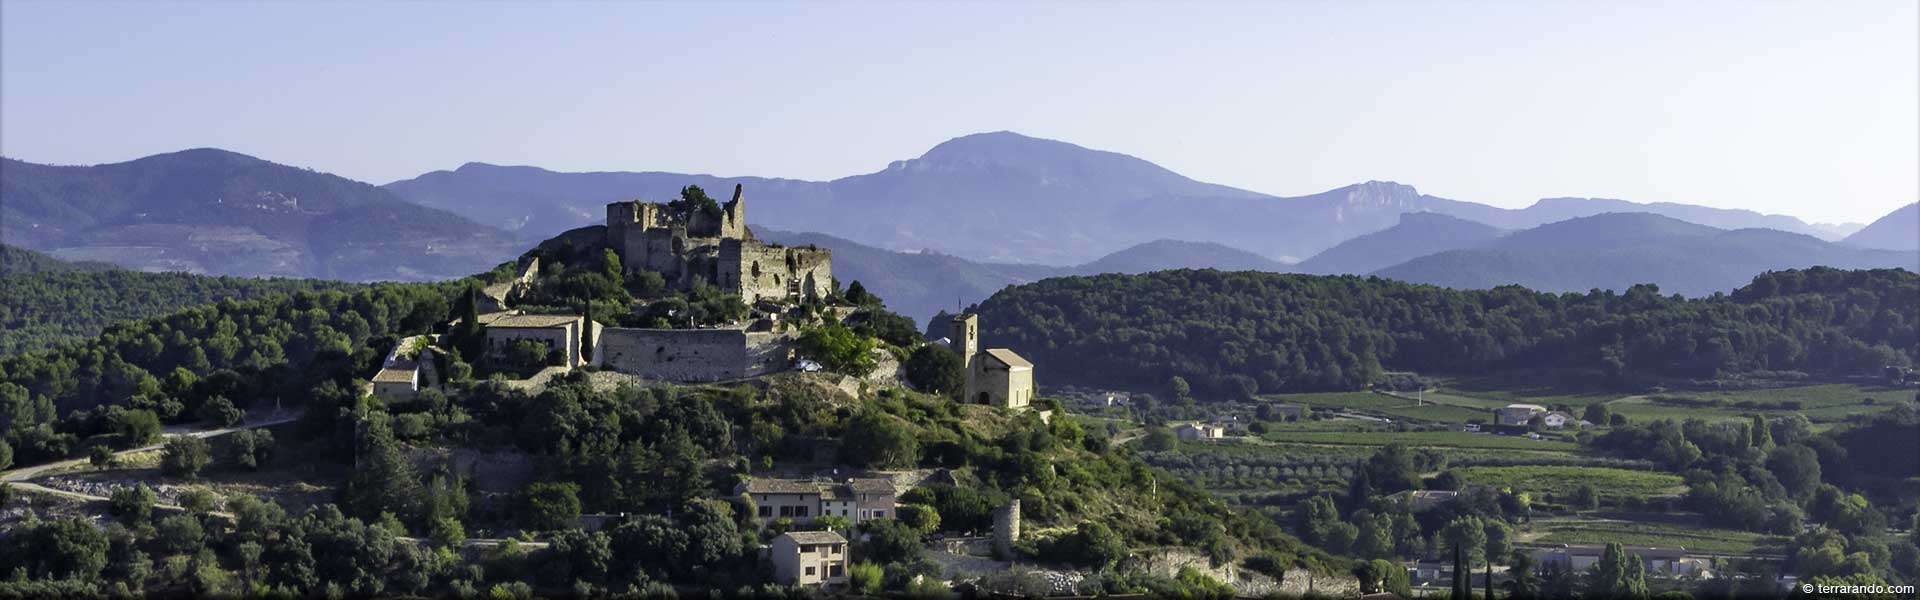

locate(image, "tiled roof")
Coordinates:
981 348 1032 369
779 530 847 545
488 314 582 329
849 478 894 494
743 478 823 494
1501 404 1547 412
372 368 416 384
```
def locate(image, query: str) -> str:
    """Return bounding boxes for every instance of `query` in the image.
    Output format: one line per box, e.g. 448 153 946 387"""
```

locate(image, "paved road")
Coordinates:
2 411 302 489
1 411 542 549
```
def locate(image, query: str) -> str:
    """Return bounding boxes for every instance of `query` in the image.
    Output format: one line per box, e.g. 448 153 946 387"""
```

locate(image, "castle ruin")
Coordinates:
606 184 833 304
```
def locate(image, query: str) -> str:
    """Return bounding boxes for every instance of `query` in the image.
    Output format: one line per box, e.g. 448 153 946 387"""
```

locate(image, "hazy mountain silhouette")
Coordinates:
0 149 522 281
385 131 1840 266
1843 203 1919 251
1374 213 1918 296
1297 212 1504 274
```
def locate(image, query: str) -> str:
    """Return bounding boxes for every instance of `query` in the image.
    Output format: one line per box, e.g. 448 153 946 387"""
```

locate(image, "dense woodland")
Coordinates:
0 245 362 355
1 255 1916 598
975 267 1918 397
0 246 1341 597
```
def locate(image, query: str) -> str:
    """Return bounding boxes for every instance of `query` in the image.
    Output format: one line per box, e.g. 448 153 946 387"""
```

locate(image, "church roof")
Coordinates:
981 348 1032 369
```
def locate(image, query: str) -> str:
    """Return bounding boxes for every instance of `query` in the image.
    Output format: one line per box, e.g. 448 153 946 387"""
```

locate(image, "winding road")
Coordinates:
1 411 543 549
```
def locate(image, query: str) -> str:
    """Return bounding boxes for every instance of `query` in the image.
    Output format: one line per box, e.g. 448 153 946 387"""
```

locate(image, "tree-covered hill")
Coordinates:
973 267 1918 397
0 245 362 355
0 237 1337 598
0 244 117 274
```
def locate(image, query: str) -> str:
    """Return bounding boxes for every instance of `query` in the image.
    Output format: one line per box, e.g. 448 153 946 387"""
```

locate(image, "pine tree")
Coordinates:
346 414 424 523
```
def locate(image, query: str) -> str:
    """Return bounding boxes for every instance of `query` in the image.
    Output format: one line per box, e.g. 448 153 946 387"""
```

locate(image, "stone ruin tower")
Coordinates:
992 499 1021 559
604 184 833 304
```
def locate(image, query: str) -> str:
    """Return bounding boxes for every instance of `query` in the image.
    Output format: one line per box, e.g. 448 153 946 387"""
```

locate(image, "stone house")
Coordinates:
739 477 897 528
947 314 1035 410
1531 545 1701 577
1496 403 1548 426
483 313 589 370
770 531 849 587
372 335 437 403
1174 422 1225 441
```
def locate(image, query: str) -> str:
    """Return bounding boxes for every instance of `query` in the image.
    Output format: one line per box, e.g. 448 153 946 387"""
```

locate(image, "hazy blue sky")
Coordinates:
3 1 1914 224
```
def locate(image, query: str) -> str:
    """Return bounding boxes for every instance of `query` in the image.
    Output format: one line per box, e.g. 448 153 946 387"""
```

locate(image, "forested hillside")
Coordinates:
0 245 361 355
0 244 117 274
974 267 1918 397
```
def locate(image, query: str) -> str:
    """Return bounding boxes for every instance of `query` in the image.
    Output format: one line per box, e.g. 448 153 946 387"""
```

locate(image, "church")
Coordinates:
947 313 1035 410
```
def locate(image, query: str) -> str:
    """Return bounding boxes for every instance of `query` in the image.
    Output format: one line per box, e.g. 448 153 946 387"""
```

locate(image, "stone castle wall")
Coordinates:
721 240 834 304
606 186 829 303
595 327 795 382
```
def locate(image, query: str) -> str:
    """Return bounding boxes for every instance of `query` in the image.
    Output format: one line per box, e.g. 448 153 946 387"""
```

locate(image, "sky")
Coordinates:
2 1 1915 225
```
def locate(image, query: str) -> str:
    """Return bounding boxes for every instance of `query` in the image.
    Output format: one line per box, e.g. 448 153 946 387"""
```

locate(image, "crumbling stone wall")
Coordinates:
606 186 830 302
721 240 835 304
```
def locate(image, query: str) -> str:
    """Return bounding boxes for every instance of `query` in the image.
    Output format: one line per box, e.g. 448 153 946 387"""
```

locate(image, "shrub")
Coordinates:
160 437 211 479
109 484 157 523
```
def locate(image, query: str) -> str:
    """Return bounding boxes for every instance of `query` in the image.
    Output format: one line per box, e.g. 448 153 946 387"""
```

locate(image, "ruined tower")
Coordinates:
992 499 1021 559
720 183 748 240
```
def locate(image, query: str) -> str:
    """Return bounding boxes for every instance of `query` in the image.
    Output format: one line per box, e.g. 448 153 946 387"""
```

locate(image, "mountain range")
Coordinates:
1373 213 1918 296
1844 202 1919 251
757 231 1292 323
383 131 1860 265
1 149 521 281
4 132 1914 324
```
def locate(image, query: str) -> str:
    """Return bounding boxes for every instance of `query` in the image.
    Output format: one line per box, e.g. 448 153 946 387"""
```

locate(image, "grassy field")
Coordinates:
1605 384 1905 423
1530 521 1789 556
1164 438 1376 460
1264 391 1492 423
1260 430 1581 452
1435 371 1621 408
1454 465 1685 499
1429 376 1905 425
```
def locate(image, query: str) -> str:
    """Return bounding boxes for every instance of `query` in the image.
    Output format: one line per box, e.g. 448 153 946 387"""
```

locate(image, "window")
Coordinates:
831 545 842 555
874 510 886 519
758 506 771 518
830 565 844 578
779 506 793 517
795 506 809 517
805 566 816 577
801 544 815 553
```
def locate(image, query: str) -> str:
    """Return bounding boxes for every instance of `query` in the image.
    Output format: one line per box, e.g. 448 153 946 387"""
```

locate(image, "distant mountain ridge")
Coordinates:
1374 212 1919 296
1297 212 1504 275
1845 203 1919 251
1 149 523 281
384 131 1858 265
757 230 1295 324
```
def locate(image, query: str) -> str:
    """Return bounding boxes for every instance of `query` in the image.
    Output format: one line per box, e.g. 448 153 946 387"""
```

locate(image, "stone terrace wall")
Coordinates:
596 328 796 382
